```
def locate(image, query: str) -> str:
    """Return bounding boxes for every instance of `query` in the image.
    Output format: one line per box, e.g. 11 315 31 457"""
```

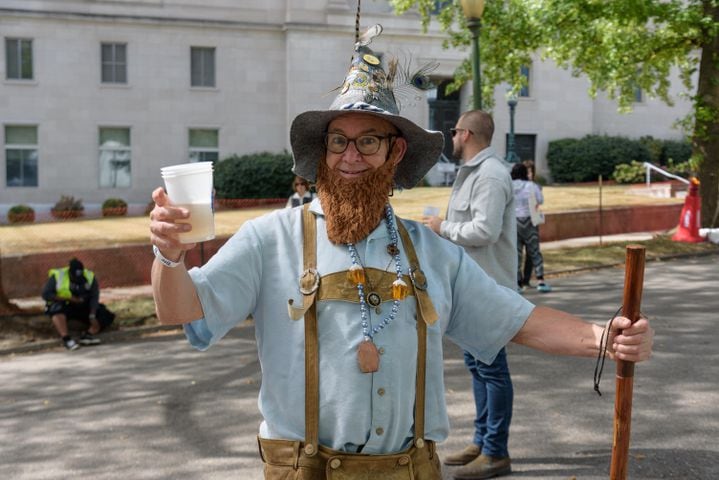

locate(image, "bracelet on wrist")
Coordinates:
153 245 185 268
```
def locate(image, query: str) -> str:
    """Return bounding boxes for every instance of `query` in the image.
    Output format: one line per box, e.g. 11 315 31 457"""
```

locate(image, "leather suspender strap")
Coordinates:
301 203 320 456
396 219 429 446
298 207 437 452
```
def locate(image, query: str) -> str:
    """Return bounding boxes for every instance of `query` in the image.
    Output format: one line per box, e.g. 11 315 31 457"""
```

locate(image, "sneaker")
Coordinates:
537 282 552 293
453 454 511 480
443 444 482 466
63 338 80 351
78 332 101 346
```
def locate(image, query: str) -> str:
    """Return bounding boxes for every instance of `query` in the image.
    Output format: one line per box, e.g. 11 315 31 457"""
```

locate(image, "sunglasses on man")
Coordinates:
450 128 474 138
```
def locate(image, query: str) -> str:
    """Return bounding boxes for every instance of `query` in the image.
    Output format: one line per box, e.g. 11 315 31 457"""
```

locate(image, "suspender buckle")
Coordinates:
299 268 320 295
409 267 428 291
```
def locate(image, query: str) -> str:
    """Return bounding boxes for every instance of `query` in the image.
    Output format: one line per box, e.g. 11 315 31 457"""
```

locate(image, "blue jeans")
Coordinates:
463 347 513 458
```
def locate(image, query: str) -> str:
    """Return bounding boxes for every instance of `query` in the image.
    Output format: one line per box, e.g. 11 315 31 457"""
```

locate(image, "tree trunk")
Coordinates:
696 1 719 228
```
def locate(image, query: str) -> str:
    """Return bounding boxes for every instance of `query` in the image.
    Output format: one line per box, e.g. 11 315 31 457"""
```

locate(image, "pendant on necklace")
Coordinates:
387 244 400 256
367 292 382 314
367 292 381 307
357 339 380 373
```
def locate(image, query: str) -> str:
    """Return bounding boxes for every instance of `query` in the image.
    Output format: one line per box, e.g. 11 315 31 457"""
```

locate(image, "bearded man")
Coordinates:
149 26 653 480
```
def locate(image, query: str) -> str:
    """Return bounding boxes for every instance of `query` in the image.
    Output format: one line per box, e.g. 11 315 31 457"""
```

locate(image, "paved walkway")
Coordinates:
1 254 717 479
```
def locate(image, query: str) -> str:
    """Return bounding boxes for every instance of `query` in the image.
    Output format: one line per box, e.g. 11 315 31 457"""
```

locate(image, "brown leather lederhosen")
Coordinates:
258 204 442 480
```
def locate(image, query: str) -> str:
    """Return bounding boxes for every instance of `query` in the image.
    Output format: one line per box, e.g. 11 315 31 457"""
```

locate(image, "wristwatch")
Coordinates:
153 245 185 268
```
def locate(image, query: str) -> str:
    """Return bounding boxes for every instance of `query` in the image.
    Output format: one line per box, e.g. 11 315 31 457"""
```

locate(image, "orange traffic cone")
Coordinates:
672 177 704 243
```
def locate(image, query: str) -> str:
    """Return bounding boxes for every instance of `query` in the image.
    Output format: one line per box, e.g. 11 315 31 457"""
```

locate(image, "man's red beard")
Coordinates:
316 159 397 244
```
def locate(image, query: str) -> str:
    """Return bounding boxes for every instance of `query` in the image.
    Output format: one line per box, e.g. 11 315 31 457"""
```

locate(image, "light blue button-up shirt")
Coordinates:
184 198 534 454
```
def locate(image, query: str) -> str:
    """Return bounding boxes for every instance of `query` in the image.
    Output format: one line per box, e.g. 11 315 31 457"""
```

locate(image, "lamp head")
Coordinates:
460 0 486 19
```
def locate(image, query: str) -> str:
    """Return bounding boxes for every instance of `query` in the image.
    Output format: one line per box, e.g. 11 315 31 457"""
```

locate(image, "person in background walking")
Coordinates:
512 163 551 293
520 160 536 286
423 110 516 479
42 258 102 350
286 175 315 208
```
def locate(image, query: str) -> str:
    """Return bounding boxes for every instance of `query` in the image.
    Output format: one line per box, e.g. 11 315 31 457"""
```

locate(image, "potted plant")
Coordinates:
102 197 128 217
7 204 35 224
51 195 84 220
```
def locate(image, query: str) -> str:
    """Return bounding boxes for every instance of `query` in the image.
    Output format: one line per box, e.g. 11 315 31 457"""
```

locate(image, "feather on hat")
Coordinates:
290 14 444 189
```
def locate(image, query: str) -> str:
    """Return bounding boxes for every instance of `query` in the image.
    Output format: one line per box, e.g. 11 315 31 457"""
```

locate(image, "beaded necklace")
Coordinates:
347 204 408 373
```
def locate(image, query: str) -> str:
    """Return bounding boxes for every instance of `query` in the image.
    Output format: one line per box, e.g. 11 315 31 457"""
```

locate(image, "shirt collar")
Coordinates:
461 145 497 168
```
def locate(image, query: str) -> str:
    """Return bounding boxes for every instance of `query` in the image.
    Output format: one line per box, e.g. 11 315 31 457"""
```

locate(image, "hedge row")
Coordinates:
214 151 295 200
547 135 691 183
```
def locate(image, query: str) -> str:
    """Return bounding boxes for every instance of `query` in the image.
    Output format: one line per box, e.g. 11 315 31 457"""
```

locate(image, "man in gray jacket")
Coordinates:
423 110 516 480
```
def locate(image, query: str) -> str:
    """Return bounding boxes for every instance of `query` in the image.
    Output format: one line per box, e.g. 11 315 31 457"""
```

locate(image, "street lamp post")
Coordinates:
460 0 485 110
506 92 520 163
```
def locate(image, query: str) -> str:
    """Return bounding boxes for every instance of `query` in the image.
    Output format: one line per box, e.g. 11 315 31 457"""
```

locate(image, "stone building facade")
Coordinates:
0 0 692 220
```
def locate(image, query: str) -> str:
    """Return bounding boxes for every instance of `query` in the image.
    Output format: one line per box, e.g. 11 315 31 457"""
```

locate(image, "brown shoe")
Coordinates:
443 444 482 466
453 454 511 479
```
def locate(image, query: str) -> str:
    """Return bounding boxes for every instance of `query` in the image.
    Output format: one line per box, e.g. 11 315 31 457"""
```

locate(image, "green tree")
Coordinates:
391 0 719 227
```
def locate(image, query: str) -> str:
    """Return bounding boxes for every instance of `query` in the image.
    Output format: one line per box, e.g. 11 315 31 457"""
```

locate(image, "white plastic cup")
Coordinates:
160 162 215 244
423 206 440 217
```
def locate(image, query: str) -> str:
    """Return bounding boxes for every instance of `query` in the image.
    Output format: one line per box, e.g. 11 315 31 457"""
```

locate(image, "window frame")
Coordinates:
98 127 132 188
190 46 216 88
4 124 39 187
100 42 128 84
188 128 220 163
5 37 34 81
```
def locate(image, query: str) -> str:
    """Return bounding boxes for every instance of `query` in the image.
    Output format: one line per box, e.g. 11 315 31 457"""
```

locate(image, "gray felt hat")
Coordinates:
290 25 444 189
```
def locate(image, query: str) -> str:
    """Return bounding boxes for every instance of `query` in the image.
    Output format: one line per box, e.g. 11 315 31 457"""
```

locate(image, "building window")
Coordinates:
99 127 131 188
101 43 127 83
633 85 643 103
191 47 215 87
189 129 219 163
5 125 38 187
519 65 531 97
5 38 33 80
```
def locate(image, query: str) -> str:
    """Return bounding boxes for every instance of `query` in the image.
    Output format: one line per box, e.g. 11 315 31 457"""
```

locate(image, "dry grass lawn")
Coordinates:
0 185 684 256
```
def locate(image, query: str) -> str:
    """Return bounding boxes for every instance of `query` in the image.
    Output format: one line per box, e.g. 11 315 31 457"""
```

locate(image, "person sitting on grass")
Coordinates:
41 258 103 350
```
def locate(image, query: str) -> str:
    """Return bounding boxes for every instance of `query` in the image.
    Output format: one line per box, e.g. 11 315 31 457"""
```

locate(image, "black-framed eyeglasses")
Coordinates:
324 132 397 155
450 128 473 138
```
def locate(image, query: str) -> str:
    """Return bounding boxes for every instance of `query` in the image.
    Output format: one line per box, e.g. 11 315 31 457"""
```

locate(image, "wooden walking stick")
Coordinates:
609 245 646 480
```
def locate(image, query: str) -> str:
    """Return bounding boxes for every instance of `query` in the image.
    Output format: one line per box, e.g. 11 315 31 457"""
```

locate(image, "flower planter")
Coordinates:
51 209 84 220
102 206 127 217
7 211 35 224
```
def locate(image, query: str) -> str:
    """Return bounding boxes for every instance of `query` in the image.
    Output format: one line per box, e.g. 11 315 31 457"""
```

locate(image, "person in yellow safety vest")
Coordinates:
41 258 102 351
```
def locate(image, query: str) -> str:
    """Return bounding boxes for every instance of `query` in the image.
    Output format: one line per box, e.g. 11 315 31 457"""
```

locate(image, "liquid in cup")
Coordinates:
160 162 215 244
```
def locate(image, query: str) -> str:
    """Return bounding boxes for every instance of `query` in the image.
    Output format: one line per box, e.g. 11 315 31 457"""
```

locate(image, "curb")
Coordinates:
0 323 184 357
544 247 719 278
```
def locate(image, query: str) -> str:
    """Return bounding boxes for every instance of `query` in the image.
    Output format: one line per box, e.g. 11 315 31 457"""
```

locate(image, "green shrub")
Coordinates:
214 151 295 200
548 135 652 183
51 195 84 219
102 197 127 209
638 136 663 164
660 140 692 166
666 158 693 179
52 195 84 212
613 158 694 184
7 204 35 224
613 161 646 184
102 197 128 217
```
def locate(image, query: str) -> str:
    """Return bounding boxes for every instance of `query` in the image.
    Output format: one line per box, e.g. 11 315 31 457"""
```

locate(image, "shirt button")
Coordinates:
376 427 384 435
378 347 385 355
377 388 385 396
